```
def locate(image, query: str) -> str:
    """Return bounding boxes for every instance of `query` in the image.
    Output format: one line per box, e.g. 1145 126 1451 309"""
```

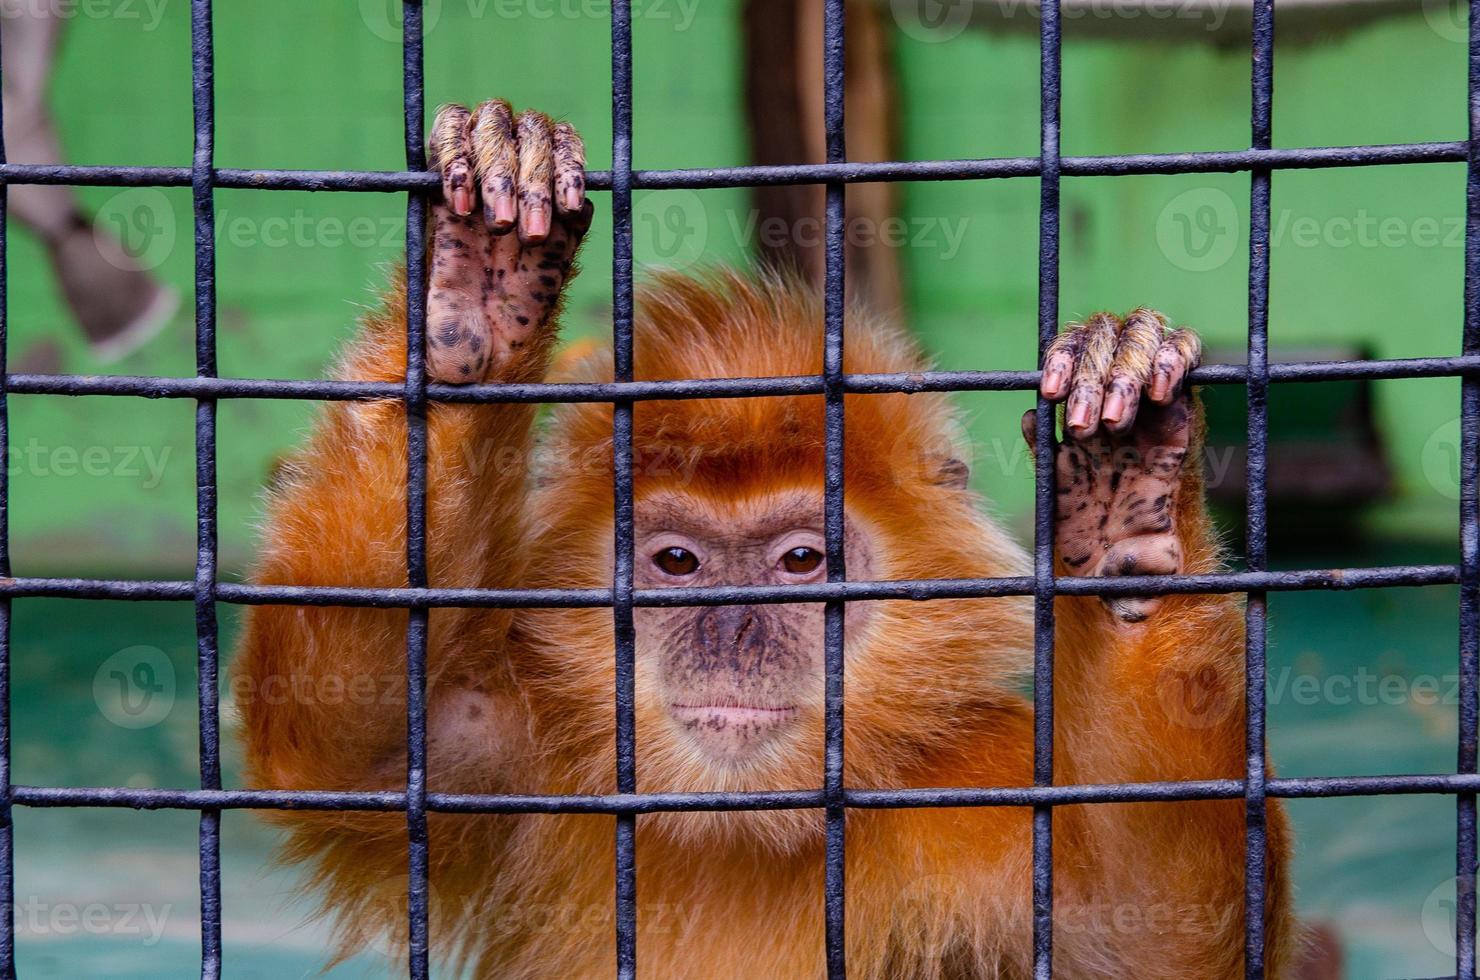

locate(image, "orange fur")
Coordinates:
234 266 1291 977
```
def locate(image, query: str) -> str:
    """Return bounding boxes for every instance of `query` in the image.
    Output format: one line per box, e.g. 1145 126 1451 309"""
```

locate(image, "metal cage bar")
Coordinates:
0 138 1471 192
822 0 848 976
0 0 1470 976
1031 0 1062 973
609 0 639 974
1243 0 1275 974
399 4 431 978
1 352 1478 405
188 2 223 977
1460 0 1480 973
0 561 1457 608
0 15 11 980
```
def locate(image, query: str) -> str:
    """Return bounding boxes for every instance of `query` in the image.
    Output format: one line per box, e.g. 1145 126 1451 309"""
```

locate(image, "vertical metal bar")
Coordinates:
610 0 638 976
821 0 847 975
0 20 13 980
400 3 430 977
1457 0 1480 972
1244 0 1274 975
189 3 222 977
1032 0 1062 975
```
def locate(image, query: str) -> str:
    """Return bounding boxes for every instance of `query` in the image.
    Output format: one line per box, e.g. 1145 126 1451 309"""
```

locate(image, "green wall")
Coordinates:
7 2 1468 574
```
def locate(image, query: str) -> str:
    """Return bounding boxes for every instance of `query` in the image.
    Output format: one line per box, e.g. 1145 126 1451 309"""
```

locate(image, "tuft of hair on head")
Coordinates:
542 263 978 507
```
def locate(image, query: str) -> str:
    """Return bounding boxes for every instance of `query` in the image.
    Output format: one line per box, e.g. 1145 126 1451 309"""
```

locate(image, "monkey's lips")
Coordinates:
668 707 799 757
668 702 799 731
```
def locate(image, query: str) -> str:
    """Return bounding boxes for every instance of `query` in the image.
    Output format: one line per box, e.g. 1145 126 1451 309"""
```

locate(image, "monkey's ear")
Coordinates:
925 455 971 490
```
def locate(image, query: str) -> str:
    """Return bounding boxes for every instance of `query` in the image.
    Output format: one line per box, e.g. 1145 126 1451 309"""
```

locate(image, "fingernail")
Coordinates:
1042 359 1070 398
524 209 550 241
452 187 473 215
1150 370 1170 402
1102 391 1125 425
494 194 517 228
561 184 583 212
1042 367 1065 398
1068 396 1092 431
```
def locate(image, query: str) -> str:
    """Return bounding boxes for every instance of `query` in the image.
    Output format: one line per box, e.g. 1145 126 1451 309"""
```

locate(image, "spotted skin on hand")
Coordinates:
1023 309 1202 623
424 101 593 384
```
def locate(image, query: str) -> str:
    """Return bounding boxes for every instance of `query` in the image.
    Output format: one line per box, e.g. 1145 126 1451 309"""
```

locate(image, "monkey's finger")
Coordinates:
428 104 475 216
471 100 518 234
1096 533 1181 623
551 122 586 215
1136 393 1194 456
1040 330 1081 401
1101 308 1165 435
1019 408 1060 458
480 196 594 368
515 110 555 245
1149 327 1202 404
499 196 594 282
1064 312 1120 441
563 196 595 244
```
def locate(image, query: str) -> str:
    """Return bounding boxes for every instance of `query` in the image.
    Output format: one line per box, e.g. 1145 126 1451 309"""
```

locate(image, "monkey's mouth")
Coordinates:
668 701 799 754
667 702 799 734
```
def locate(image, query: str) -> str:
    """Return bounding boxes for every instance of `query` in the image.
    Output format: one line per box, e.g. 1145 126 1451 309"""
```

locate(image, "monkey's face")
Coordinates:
633 488 874 771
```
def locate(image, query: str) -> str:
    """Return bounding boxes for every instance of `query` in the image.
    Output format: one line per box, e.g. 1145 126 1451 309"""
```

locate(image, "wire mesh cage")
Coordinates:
0 0 1475 977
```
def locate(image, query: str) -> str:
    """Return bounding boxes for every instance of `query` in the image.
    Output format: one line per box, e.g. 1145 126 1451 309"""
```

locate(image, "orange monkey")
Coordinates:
235 101 1291 978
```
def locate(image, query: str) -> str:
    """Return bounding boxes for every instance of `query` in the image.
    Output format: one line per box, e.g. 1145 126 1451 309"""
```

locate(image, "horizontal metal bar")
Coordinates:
847 780 1243 808
6 354 1478 406
0 564 1456 609
0 165 439 191
601 141 1468 189
850 772 1480 807
11 772 1480 815
427 789 823 814
12 785 404 811
0 141 1462 193
630 565 1459 606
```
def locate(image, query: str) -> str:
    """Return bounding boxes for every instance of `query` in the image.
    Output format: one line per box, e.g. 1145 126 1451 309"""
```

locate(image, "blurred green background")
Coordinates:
3 0 1475 976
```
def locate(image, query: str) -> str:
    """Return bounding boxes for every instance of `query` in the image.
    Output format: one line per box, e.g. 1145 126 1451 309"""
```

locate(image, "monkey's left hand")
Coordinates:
1021 309 1202 623
423 101 594 384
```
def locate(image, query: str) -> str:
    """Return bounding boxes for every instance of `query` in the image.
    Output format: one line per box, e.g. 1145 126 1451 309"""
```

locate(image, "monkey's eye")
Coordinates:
781 547 824 575
653 547 700 577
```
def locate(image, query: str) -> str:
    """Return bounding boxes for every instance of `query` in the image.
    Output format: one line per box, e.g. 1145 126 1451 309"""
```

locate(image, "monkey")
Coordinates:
234 100 1292 979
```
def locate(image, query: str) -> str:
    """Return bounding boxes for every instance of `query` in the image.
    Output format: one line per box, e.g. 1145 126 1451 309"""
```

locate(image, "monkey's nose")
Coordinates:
694 606 767 667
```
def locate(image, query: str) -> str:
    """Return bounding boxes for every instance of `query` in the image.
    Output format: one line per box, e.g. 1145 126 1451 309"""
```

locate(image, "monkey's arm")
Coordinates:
236 101 591 796
1022 310 1293 975
1020 309 1242 782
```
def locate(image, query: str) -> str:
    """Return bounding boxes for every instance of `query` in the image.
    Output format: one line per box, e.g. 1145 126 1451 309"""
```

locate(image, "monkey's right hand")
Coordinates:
1020 309 1202 624
424 101 594 384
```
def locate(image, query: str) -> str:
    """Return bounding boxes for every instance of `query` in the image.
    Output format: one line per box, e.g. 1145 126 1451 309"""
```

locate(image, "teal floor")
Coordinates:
5 542 1469 978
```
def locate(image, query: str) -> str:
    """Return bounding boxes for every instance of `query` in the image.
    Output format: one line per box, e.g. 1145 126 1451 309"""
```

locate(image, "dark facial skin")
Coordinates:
632 488 875 763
